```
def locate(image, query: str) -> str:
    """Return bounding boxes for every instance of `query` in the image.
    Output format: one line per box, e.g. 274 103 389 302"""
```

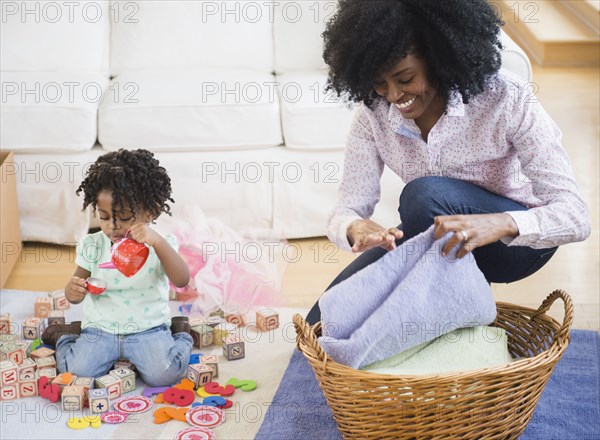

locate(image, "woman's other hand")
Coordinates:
434 213 519 258
347 219 403 253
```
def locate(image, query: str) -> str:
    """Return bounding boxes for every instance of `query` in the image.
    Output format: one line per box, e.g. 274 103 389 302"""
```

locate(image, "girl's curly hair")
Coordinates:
323 0 504 107
77 149 174 225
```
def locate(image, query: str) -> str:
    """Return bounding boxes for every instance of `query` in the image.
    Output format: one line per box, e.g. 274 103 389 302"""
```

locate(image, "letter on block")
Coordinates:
34 297 54 318
0 344 25 365
199 355 219 378
88 388 110 414
109 367 136 394
62 386 84 411
19 380 38 398
95 374 122 400
46 310 65 326
186 363 213 389
0 384 19 400
0 313 11 335
222 335 245 361
256 308 279 331
22 317 45 340
191 324 214 348
48 290 70 310
0 360 18 386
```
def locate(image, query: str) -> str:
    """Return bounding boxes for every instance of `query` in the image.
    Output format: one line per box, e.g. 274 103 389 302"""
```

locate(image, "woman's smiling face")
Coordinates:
373 54 440 122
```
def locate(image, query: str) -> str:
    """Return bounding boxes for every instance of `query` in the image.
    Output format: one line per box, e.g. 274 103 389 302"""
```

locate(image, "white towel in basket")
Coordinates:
318 226 497 369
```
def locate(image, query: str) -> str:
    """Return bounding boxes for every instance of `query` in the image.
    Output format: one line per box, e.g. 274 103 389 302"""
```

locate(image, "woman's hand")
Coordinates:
65 276 88 304
128 223 161 247
347 219 403 253
433 213 519 258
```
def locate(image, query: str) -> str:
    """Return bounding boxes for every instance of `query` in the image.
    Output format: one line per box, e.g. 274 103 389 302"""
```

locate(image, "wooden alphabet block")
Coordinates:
48 290 70 310
72 377 94 407
37 367 57 379
30 347 55 359
46 310 65 326
34 297 53 318
0 384 19 400
0 314 12 335
109 367 136 394
188 316 207 327
0 360 18 386
62 385 84 411
18 358 37 381
225 311 246 327
206 315 225 327
0 343 25 365
35 356 56 370
191 324 214 348
0 333 18 345
222 335 245 361
95 374 122 400
256 308 279 331
53 372 77 392
19 380 38 398
22 317 45 340
88 388 110 414
213 322 237 346
199 355 219 378
15 340 32 357
186 363 213 389
113 359 139 377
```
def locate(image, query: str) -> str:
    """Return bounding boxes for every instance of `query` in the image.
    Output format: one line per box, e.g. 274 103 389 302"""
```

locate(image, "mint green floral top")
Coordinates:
75 231 178 335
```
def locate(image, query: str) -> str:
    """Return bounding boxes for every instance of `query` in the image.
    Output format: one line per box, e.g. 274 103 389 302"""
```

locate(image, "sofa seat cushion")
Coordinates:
276 72 354 150
1 71 107 152
98 69 283 152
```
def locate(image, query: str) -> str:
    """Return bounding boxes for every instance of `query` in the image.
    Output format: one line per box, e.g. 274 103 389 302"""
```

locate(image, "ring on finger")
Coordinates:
460 230 469 242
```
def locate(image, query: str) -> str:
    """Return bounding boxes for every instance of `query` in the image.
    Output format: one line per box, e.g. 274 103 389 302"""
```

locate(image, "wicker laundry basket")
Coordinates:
293 289 573 440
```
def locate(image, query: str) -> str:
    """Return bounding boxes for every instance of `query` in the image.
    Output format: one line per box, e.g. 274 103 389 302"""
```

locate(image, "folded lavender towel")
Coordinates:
318 226 497 369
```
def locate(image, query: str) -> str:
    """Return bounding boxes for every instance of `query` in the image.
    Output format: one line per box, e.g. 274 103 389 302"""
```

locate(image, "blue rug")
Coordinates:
256 330 600 440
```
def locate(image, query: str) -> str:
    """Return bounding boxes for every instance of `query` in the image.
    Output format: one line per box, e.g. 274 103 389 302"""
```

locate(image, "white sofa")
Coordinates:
1 1 532 244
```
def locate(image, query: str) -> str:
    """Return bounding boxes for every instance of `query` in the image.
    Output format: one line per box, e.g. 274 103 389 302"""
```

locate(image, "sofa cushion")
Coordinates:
98 68 282 151
0 0 109 73
276 72 353 150
110 1 273 76
273 1 330 73
1 72 107 152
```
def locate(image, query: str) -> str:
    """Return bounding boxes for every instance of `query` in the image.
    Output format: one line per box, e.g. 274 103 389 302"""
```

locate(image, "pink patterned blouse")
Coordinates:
328 69 590 251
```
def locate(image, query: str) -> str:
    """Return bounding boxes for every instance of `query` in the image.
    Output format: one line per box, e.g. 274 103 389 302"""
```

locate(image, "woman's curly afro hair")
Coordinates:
323 0 504 107
76 149 174 224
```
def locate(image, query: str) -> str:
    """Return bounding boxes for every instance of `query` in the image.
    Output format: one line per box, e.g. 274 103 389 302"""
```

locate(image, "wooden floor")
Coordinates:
4 64 599 331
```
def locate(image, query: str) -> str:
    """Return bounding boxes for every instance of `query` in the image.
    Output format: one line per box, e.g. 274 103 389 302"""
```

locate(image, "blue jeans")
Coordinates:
307 176 557 324
55 325 193 387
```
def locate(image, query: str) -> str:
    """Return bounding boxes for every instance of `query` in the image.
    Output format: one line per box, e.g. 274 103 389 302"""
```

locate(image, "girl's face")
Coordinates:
96 190 150 243
373 54 441 123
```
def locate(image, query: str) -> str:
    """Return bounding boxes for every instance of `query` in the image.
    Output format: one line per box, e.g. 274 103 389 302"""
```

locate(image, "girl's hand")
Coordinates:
128 223 161 247
433 213 519 258
65 276 88 304
347 219 403 253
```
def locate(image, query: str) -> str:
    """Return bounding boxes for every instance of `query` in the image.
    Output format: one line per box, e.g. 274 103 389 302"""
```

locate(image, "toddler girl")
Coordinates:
42 149 192 387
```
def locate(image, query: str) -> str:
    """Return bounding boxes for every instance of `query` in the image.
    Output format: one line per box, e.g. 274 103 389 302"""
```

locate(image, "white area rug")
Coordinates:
0 289 307 439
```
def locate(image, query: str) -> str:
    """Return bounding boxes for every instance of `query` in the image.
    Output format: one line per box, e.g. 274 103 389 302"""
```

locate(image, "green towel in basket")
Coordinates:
361 326 513 375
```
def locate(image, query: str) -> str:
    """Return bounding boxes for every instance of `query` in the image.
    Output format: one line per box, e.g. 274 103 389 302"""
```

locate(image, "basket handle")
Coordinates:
531 289 574 343
293 313 328 364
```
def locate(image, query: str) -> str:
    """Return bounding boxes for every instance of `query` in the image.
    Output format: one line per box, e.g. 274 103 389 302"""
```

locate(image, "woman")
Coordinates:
306 0 590 324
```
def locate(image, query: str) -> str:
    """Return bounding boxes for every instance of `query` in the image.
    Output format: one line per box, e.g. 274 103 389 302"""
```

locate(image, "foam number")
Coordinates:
85 416 102 428
68 417 90 430
68 416 102 430
153 407 190 424
202 396 233 409
174 378 195 390
38 376 60 402
204 382 235 396
196 387 219 398
163 387 195 406
226 377 257 392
